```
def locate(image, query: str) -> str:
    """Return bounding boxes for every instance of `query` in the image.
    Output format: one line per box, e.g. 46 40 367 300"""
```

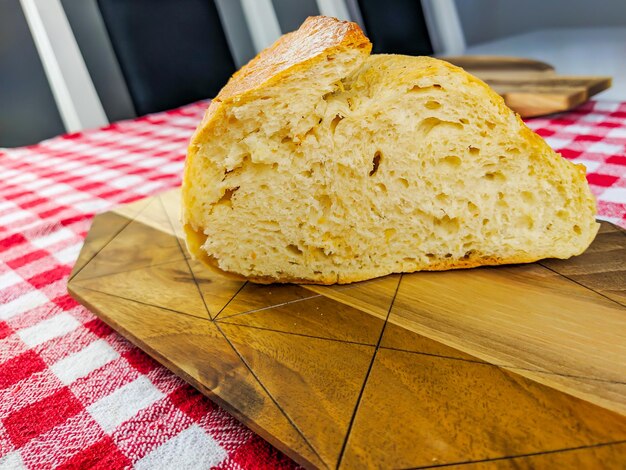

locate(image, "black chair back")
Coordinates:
97 0 236 115
356 0 434 56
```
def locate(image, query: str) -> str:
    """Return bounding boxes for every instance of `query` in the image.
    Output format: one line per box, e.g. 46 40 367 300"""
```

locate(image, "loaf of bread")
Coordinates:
182 16 598 284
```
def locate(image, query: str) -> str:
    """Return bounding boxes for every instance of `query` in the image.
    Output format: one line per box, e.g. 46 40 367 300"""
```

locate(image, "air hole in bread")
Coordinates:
467 201 479 215
444 253 452 258
521 191 534 204
376 183 387 193
484 171 506 182
434 214 459 234
441 155 461 168
370 151 382 176
312 246 329 258
425 100 441 110
287 244 303 256
409 83 443 94
330 114 344 133
521 215 534 229
469 146 479 155
303 127 317 140
436 193 449 203
573 224 582 235
281 136 293 144
398 177 409 188
384 228 396 241
216 187 239 207
486 121 496 130
463 249 476 259
315 194 332 212
460 118 469 125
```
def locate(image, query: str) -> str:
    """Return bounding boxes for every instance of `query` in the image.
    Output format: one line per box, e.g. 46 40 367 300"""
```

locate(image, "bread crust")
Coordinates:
205 252 568 286
185 16 370 167
182 16 598 286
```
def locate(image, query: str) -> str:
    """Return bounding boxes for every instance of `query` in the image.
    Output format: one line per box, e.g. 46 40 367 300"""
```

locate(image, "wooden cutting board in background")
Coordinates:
67 189 626 469
444 56 612 118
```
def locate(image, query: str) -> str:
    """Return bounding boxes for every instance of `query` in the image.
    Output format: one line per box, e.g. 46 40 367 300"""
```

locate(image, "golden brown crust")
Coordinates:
203 252 547 286
217 16 369 103
185 16 371 161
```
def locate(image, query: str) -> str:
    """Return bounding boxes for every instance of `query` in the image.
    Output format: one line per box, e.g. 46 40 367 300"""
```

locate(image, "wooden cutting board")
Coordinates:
67 189 626 469
443 56 612 118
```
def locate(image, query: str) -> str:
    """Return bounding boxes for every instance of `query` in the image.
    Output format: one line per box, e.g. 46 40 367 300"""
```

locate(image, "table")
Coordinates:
1 100 625 468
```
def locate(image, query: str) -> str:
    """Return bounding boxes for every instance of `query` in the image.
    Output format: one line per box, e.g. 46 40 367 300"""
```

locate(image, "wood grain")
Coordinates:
220 293 386 345
219 322 374 468
443 56 611 117
68 189 626 469
340 347 626 468
385 263 626 416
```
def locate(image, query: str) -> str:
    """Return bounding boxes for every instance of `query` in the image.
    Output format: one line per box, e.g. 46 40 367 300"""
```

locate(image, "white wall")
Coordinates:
456 0 626 45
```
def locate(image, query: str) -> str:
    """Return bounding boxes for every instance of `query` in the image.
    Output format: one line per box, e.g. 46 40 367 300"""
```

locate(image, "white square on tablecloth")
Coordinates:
38 183 73 198
564 124 593 135
134 181 166 195
70 165 102 177
593 101 621 113
56 192 90 206
580 113 609 123
22 178 51 191
160 162 184 174
0 451 26 469
0 211 30 227
134 424 227 470
31 227 75 249
586 141 624 155
51 339 119 385
599 187 626 203
544 137 571 150
87 376 164 433
607 127 626 139
53 242 83 265
109 175 144 190
72 199 111 213
0 290 49 320
0 270 25 290
18 312 81 347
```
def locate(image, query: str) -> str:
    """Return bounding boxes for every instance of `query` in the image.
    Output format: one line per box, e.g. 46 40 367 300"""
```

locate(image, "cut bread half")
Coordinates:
182 16 598 285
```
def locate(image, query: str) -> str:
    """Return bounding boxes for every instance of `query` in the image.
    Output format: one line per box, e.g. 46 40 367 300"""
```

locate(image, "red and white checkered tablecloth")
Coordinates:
0 99 625 469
